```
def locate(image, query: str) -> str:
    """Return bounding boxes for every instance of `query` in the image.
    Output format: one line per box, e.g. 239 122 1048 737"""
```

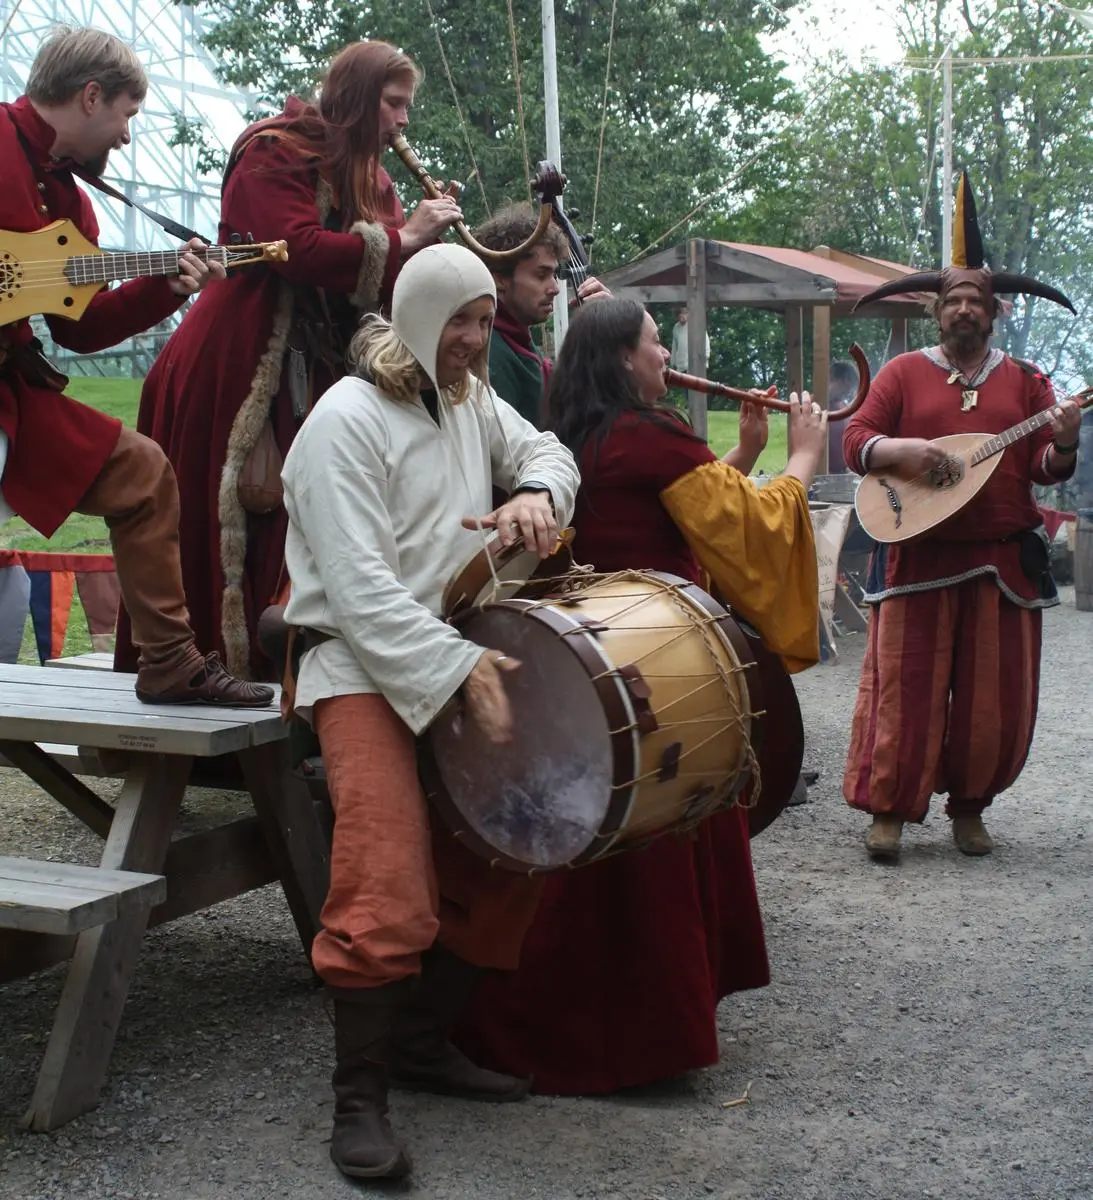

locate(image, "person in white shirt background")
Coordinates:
669 305 710 374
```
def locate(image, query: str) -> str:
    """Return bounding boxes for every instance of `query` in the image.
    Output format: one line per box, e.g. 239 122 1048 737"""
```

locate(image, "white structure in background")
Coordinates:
0 0 251 374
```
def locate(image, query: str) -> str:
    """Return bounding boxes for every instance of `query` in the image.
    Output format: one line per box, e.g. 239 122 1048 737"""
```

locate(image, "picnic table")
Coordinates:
0 663 331 1131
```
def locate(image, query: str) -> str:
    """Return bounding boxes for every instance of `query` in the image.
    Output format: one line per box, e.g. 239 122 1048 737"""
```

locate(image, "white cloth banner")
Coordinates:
810 502 853 658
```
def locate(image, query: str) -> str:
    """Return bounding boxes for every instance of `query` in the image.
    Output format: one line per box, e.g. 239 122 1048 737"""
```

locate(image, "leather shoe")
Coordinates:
137 651 274 707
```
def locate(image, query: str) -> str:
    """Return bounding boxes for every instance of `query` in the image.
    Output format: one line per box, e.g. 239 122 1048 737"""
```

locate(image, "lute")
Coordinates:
0 219 288 325
855 386 1093 543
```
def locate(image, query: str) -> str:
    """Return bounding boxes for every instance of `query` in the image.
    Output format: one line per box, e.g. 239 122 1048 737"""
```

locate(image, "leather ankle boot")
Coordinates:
330 981 414 1179
952 814 994 856
391 945 530 1101
864 813 903 861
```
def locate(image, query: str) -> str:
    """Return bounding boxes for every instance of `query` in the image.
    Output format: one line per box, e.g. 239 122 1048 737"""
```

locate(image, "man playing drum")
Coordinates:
280 243 578 1179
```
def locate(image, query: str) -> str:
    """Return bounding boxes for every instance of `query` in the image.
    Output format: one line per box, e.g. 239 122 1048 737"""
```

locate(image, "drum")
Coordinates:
442 529 576 618
423 570 763 872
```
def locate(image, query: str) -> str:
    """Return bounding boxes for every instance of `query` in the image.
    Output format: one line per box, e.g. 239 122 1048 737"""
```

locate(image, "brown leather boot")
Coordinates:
390 945 531 1101
952 814 994 856
136 651 274 707
329 982 414 1180
864 814 903 861
74 428 274 707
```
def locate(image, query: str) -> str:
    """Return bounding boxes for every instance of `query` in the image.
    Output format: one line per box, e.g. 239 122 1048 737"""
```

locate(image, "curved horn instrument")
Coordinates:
390 134 558 266
665 343 872 423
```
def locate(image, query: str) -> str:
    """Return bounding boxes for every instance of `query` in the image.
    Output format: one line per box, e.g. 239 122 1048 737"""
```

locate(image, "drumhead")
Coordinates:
427 607 613 869
442 537 543 618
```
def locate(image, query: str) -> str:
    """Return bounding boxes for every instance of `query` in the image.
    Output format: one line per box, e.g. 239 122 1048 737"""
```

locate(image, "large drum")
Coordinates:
423 570 764 873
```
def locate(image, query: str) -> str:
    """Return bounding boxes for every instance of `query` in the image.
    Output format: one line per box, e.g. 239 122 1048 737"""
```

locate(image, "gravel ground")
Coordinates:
1 590 1090 1200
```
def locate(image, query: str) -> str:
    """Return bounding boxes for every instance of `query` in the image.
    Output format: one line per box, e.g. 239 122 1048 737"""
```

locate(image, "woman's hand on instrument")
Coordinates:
400 195 464 255
169 238 227 296
739 395 770 455
782 391 828 489
463 490 558 558
463 649 521 744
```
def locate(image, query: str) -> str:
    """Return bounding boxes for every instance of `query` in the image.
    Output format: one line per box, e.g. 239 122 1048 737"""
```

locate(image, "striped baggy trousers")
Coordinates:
843 576 1042 821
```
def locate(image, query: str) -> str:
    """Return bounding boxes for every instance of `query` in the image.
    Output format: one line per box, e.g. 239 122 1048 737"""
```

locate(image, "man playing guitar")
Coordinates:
842 175 1080 860
0 26 271 705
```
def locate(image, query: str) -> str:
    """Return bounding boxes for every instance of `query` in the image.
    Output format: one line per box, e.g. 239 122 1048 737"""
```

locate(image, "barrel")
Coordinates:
1075 509 1093 612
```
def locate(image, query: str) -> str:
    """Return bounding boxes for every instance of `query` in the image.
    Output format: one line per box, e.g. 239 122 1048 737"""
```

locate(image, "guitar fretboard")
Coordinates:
63 246 252 286
970 392 1093 465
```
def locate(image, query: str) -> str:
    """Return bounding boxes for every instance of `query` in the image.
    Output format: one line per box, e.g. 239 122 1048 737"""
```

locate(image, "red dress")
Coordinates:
114 101 404 679
0 97 184 534
454 411 770 1094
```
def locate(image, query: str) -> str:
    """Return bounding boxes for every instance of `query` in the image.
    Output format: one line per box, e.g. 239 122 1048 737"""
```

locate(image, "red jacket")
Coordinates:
0 95 184 534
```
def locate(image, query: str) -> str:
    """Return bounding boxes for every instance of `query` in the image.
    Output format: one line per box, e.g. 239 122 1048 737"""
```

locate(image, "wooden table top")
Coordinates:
0 665 285 758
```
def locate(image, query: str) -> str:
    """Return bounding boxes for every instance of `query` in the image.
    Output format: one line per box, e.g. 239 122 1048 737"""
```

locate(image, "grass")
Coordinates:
706 410 788 473
3 378 141 661
2 380 787 661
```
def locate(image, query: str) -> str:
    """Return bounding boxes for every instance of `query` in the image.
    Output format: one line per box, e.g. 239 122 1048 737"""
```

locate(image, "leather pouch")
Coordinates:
237 418 284 514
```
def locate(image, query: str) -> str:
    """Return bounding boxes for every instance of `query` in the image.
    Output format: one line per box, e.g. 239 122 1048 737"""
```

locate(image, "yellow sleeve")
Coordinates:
659 463 819 673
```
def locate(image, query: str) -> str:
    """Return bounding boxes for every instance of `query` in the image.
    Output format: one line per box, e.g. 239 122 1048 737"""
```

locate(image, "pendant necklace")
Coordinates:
944 350 991 413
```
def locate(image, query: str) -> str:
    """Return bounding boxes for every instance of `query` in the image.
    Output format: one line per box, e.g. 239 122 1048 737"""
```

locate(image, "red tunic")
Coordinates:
842 350 1066 605
114 102 405 677
0 97 184 534
455 411 770 1094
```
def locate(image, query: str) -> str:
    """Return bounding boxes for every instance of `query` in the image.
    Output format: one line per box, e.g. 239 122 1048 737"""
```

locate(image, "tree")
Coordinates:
731 0 1093 387
176 0 796 273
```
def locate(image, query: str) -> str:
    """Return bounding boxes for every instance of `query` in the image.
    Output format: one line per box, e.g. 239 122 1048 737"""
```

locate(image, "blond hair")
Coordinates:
26 26 147 105
348 315 488 406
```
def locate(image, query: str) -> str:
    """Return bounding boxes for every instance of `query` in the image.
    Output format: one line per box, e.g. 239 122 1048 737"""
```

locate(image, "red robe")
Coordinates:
114 100 405 679
454 411 771 1094
0 97 184 534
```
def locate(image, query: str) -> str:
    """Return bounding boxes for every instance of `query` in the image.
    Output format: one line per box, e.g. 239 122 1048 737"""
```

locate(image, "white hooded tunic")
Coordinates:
281 244 579 734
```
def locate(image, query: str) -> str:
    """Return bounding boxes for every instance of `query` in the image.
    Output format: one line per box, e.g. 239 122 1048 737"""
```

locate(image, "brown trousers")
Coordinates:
77 427 199 678
312 692 544 989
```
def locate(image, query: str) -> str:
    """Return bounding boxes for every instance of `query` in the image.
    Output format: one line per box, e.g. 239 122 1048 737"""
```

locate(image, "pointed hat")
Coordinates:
853 172 1075 314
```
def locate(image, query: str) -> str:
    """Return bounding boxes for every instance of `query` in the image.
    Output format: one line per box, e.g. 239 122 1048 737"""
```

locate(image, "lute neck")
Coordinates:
970 393 1093 466
63 245 241 287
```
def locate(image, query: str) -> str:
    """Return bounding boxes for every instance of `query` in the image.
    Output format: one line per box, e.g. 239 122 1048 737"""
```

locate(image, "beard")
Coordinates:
941 319 990 360
79 148 112 177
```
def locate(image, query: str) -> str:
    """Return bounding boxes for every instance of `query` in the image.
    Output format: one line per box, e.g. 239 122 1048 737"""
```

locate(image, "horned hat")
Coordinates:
853 173 1075 315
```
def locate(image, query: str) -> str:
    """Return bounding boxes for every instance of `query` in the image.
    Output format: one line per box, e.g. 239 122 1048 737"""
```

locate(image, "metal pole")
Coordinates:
942 43 954 266
542 0 569 347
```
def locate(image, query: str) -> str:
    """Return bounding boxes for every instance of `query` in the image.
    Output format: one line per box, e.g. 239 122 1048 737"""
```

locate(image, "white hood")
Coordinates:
391 243 497 393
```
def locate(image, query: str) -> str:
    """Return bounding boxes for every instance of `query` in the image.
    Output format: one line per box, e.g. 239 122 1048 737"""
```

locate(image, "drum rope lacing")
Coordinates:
519 570 763 813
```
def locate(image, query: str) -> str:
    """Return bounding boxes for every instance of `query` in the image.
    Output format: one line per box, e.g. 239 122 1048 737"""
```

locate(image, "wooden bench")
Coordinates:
0 856 165 936
44 651 114 672
0 663 331 1131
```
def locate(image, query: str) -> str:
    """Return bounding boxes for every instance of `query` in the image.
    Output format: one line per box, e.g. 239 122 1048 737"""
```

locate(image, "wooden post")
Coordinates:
785 304 804 456
886 317 908 360
686 238 709 442
812 304 831 474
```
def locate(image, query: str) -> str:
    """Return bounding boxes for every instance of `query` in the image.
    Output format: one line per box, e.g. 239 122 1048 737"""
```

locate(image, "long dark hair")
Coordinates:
281 41 420 224
546 298 698 459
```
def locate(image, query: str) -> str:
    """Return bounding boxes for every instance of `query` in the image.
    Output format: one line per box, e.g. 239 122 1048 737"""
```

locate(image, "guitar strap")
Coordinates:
67 163 206 243
14 126 205 243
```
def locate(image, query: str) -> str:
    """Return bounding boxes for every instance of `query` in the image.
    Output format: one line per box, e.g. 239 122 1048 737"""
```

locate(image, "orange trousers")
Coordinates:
312 692 545 988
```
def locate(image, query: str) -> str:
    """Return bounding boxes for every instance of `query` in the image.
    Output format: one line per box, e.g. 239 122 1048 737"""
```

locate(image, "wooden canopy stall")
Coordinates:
597 238 928 467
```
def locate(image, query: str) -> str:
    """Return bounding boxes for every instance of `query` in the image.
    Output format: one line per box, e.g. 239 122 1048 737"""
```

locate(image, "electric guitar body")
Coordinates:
0 220 288 325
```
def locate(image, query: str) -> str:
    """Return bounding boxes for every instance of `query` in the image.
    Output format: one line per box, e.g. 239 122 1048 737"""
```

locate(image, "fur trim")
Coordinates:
218 280 294 677
349 218 393 309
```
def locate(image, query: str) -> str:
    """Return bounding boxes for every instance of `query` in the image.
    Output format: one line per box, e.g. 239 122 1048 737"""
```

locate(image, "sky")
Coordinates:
763 0 908 81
